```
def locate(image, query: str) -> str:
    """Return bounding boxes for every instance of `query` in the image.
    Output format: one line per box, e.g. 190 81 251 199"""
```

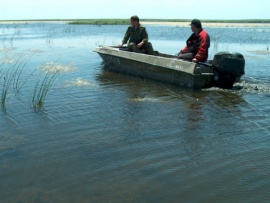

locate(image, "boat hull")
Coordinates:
94 47 214 89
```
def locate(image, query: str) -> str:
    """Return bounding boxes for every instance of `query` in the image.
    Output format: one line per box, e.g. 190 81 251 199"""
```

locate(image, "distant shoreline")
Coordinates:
1 19 270 28
142 21 270 28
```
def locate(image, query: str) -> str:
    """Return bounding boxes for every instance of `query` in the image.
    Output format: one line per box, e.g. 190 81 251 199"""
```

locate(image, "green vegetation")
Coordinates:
147 19 270 23
0 54 58 110
68 19 270 25
30 61 61 109
31 69 59 109
68 19 130 25
200 19 270 23
1 19 270 25
0 54 33 106
12 54 35 94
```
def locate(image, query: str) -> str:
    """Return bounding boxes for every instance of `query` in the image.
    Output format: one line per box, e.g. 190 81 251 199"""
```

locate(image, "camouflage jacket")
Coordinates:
122 25 149 44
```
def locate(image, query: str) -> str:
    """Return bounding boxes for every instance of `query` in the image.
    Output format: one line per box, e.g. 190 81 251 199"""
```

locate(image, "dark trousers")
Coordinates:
127 42 155 55
177 52 194 61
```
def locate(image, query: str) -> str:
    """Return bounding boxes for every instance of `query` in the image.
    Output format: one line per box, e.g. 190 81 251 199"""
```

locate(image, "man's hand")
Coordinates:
137 42 144 49
192 58 198 63
118 43 124 48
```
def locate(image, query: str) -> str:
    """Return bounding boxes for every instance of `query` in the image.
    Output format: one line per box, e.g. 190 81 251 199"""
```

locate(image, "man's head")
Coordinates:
130 15 140 27
190 19 202 33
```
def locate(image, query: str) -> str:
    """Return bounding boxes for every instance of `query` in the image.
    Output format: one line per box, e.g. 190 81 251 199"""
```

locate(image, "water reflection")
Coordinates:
96 68 248 133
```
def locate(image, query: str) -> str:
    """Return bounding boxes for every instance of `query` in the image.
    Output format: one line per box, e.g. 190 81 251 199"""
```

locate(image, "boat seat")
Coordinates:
119 47 146 54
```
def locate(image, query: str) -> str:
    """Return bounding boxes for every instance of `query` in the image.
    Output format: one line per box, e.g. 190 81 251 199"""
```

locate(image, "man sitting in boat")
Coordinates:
178 19 210 63
119 15 155 55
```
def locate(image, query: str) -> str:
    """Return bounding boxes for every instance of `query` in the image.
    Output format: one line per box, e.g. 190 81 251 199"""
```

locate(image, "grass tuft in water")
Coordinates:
0 53 34 107
12 53 35 94
31 67 59 109
1 66 15 106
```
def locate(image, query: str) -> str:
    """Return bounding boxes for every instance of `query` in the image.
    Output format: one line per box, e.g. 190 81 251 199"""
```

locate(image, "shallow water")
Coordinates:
0 23 270 202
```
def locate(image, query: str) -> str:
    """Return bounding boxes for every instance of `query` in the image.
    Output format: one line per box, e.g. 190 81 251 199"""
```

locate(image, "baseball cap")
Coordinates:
189 19 202 28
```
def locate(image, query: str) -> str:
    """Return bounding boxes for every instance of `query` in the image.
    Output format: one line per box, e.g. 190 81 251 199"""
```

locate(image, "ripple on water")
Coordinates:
0 133 24 152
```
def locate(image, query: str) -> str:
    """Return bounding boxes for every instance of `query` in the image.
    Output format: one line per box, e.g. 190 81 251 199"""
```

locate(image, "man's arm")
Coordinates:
120 27 131 47
137 27 148 48
194 31 209 62
180 46 188 54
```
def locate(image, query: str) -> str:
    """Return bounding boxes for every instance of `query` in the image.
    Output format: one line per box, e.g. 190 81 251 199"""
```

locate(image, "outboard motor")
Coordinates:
212 52 245 88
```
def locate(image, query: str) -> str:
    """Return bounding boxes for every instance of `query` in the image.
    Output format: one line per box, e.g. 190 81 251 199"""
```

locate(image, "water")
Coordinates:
1 22 270 203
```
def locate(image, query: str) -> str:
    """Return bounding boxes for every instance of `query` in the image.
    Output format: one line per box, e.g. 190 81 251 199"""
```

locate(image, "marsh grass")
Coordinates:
68 19 270 25
0 53 34 106
12 54 35 93
1 73 11 106
1 63 17 106
69 19 130 25
46 34 56 47
31 65 60 109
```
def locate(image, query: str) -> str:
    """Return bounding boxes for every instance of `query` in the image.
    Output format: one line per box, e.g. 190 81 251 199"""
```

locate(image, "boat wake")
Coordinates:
203 77 270 94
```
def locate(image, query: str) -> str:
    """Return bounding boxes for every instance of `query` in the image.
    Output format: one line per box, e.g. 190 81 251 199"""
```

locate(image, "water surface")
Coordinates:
0 22 270 202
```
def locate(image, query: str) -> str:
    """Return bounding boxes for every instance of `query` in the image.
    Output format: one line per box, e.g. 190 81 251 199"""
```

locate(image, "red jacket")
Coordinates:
181 29 210 62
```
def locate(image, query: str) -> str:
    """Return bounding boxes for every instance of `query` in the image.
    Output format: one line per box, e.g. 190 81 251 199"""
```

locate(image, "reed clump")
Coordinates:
0 54 62 110
0 54 34 106
31 65 60 109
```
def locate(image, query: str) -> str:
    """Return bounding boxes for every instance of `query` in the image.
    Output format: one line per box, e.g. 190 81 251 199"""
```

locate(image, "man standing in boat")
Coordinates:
119 15 155 55
178 19 210 63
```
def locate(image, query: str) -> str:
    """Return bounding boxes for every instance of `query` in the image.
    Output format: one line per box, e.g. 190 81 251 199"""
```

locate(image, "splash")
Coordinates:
203 80 270 94
235 80 270 94
38 62 77 73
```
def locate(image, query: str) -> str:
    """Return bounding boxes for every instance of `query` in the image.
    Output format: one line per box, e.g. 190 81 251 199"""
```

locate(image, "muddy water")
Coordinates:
0 23 270 202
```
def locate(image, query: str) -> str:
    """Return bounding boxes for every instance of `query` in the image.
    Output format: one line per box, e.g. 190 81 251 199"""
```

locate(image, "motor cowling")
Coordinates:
212 52 245 88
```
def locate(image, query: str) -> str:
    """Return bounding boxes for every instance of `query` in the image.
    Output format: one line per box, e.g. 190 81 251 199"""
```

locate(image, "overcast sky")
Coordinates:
1 0 269 20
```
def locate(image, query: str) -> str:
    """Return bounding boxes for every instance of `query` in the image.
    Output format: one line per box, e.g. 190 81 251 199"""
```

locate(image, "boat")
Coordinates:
93 46 245 89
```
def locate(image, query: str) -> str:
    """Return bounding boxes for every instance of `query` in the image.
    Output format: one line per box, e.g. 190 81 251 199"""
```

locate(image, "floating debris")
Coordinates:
247 50 270 55
0 58 15 64
38 62 77 73
0 48 14 52
27 49 45 53
129 96 162 102
65 78 98 87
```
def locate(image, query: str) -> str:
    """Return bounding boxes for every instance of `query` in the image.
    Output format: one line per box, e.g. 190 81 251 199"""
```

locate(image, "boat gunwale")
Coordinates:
93 46 198 74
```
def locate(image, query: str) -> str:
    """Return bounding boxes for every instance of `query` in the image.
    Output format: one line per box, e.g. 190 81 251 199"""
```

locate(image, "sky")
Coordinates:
1 0 269 20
